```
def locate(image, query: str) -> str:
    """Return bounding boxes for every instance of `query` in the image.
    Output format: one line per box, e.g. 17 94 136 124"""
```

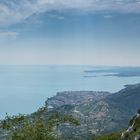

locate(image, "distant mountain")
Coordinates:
107 83 140 113
46 83 140 140
84 67 140 77
47 91 110 108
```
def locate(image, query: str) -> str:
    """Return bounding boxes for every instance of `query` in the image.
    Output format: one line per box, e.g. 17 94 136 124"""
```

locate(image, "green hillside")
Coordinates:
49 84 140 139
94 109 140 140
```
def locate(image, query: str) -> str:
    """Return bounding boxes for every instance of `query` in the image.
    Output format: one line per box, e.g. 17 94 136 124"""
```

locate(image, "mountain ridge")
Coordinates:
46 83 140 139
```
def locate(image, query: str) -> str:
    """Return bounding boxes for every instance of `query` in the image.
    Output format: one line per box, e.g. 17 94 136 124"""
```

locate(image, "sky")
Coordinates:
0 0 140 66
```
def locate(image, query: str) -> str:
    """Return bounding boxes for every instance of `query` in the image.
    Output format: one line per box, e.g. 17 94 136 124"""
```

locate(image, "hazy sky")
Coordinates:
0 0 140 66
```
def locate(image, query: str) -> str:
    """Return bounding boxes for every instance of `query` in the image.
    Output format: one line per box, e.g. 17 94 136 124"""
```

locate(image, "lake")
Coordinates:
0 65 140 118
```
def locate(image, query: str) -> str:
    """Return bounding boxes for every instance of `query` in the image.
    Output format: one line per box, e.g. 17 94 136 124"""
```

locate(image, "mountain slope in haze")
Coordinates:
94 109 140 140
107 84 140 113
47 91 110 108
46 83 140 140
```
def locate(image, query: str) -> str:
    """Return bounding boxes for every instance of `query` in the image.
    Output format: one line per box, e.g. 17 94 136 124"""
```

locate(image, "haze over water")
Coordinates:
0 65 140 118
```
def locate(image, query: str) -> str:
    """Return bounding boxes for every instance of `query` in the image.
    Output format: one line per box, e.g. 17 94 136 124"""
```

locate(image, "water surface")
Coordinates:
0 65 140 118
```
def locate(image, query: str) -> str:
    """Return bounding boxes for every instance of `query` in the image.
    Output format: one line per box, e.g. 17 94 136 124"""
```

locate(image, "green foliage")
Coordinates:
62 115 80 126
1 111 80 140
1 114 26 130
93 132 121 140
11 119 56 140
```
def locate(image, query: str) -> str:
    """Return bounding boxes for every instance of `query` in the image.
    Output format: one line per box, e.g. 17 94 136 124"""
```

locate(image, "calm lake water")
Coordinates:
0 65 140 118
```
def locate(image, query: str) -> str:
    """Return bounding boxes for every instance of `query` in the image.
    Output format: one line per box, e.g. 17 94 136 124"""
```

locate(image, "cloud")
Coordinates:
0 0 140 25
38 0 140 13
47 13 64 20
0 31 18 39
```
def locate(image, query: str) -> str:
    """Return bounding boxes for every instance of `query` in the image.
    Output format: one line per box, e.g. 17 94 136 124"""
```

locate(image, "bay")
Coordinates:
0 65 140 118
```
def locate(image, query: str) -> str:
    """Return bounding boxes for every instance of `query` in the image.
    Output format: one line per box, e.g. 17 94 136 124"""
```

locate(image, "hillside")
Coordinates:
46 83 140 140
107 83 140 113
47 91 110 108
94 109 140 140
0 83 140 140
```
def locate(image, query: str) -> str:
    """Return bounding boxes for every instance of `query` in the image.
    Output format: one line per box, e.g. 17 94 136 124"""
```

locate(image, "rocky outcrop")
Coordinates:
121 110 140 140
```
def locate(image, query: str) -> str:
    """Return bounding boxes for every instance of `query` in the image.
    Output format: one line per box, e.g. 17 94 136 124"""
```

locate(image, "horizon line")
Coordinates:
0 64 140 67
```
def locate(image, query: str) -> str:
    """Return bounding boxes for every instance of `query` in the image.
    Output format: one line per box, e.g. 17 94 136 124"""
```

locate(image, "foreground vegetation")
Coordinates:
0 107 80 140
0 109 140 140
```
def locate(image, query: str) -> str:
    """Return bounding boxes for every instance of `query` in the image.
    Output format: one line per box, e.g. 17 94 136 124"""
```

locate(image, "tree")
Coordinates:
1 111 80 140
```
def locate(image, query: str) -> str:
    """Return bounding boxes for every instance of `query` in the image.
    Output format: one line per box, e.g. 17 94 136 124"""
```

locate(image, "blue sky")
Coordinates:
0 0 140 66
